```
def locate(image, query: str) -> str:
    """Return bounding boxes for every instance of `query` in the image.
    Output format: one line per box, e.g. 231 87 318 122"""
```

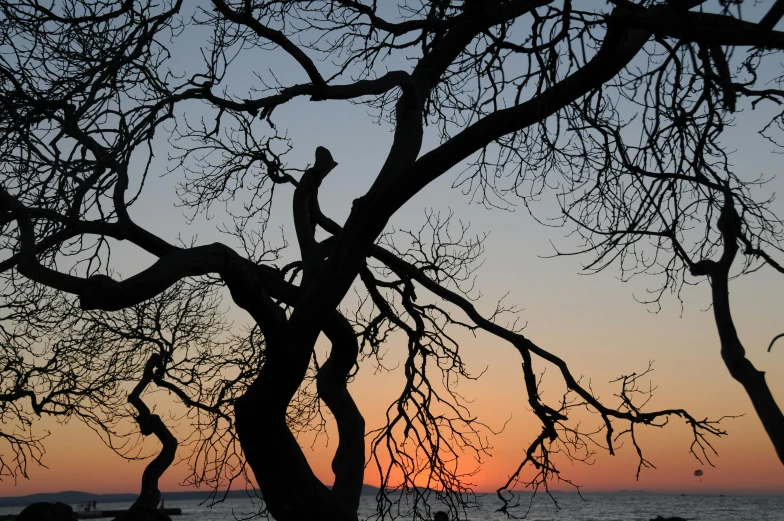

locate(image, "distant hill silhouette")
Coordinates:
0 485 382 508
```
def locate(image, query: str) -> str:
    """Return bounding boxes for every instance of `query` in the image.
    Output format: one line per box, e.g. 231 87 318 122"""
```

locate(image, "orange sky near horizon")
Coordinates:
2 258 783 498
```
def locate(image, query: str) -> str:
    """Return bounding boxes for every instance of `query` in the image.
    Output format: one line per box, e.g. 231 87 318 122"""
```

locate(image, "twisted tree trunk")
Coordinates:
115 354 178 521
235 320 363 521
224 147 366 521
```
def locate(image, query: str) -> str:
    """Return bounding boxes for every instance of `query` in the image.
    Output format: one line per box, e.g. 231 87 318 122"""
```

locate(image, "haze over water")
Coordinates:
1 494 780 521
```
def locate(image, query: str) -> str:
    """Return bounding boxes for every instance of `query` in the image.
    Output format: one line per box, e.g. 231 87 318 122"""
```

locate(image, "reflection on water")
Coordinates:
0 493 781 520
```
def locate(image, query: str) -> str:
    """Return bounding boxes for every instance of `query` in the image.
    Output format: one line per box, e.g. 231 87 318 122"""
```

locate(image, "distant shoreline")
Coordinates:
0 489 261 508
0 485 377 508
1 487 781 507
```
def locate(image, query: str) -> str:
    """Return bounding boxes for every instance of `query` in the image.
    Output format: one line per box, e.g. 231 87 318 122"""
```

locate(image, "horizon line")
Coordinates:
2 487 783 501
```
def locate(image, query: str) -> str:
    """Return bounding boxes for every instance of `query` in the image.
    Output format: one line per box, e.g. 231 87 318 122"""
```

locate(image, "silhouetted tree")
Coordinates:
107 353 175 521
1 1 784 520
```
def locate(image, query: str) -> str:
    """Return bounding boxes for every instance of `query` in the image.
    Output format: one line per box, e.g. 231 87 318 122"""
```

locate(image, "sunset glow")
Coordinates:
1 2 784 517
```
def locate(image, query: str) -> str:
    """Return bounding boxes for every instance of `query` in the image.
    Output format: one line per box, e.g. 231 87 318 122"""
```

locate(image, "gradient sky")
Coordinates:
2 0 784 499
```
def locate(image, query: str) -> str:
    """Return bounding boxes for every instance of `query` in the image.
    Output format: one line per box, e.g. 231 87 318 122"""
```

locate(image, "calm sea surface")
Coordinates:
0 493 781 520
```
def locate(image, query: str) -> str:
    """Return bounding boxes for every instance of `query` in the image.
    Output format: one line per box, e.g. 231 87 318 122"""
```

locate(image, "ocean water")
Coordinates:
0 493 781 520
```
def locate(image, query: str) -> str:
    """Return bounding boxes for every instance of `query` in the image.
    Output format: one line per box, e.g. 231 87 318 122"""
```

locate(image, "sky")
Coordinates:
2 0 784 500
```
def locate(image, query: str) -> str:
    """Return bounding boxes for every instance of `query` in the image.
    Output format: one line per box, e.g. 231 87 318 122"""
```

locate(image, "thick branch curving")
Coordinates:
697 196 784 463
293 147 338 281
